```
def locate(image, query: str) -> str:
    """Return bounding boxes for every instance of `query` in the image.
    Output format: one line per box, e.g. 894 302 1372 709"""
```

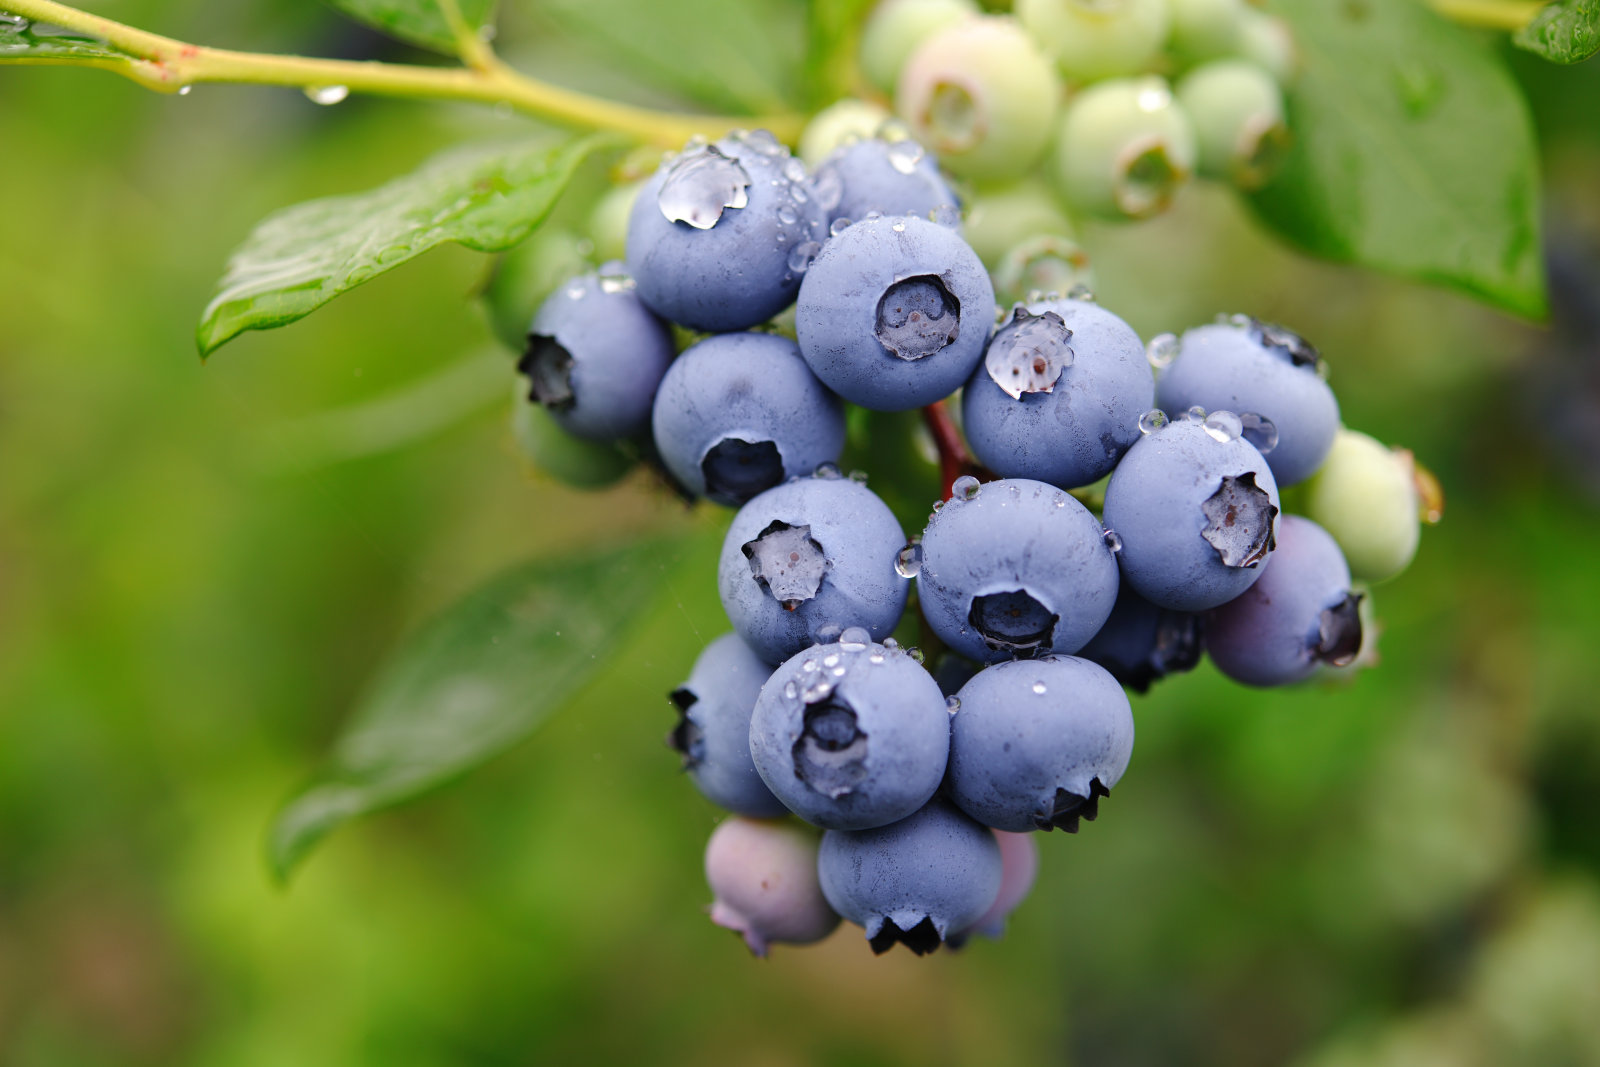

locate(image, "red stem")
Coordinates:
921 400 975 500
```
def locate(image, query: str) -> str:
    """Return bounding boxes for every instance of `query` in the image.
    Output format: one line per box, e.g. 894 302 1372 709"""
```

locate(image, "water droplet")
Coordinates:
813 462 841 479
906 647 926 664
839 627 871 651
1102 529 1123 553
783 680 799 700
789 181 809 204
743 128 783 156
929 203 961 228
1138 409 1169 435
1146 332 1179 370
802 676 835 702
946 695 961 714
787 240 820 273
1202 410 1242 442
822 653 841 668
895 542 923 578
814 622 844 644
886 138 925 174
782 157 808 183
847 469 869 484
1185 405 1209 423
811 167 842 212
657 144 750 229
891 220 907 232
1240 413 1278 455
931 499 945 513
777 204 799 226
304 84 349 105
1228 312 1252 328
883 637 899 650
1066 284 1096 302
1031 681 1047 694
986 308 1074 399
829 217 852 237
177 85 192 96
868 651 886 664
952 475 982 501
831 666 847 677
597 261 635 294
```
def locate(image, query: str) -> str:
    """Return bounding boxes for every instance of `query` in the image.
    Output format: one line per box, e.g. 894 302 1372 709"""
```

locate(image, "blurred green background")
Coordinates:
3 1 1600 1063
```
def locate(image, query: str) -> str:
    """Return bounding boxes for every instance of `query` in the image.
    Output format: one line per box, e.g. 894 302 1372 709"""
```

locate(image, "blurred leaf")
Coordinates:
1514 0 1600 65
1251 0 1545 317
803 0 876 107
0 13 139 61
533 0 805 115
198 136 612 356
268 538 680 882
325 0 498 55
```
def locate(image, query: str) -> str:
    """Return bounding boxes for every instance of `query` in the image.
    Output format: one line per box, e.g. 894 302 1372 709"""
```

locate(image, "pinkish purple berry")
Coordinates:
957 830 1039 942
704 817 840 956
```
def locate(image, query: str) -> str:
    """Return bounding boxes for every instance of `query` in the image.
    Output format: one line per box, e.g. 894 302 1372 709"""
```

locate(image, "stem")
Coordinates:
0 0 803 145
1428 0 1545 31
921 400 978 500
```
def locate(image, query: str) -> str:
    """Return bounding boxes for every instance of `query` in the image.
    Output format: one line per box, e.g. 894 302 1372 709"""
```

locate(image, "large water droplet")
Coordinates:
829 217 852 237
945 695 961 714
1239 413 1278 455
1138 409 1169 435
895 542 923 579
986 308 1074 399
839 626 871 651
952 475 982 501
906 647 926 664
657 145 751 230
1202 410 1242 443
886 138 925 174
1184 405 1208 423
1102 529 1123 553
305 84 349 105
1146 332 1179 370
787 241 821 273
777 204 799 226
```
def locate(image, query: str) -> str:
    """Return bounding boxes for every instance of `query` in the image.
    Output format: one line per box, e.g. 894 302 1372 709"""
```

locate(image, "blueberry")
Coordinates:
811 136 961 231
1102 412 1280 612
651 332 846 507
795 214 994 411
950 830 1037 945
719 475 909 664
858 0 980 96
1076 583 1204 694
1016 0 1171 83
1205 515 1363 687
799 98 892 167
669 633 789 817
896 16 1061 180
1053 76 1197 220
1175 60 1287 190
817 797 1002 955
704 817 840 956
946 655 1134 832
516 266 674 442
961 297 1154 489
917 478 1120 663
748 635 950 830
482 227 592 354
1305 428 1421 583
1154 317 1339 487
626 131 827 332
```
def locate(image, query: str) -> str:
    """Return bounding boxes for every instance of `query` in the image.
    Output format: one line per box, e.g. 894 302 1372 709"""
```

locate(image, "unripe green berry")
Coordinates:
1305 428 1421 584
481 228 591 353
962 179 1075 266
1237 9 1296 83
1054 76 1196 220
1015 0 1170 83
1175 59 1287 190
991 234 1094 305
1167 0 1245 64
510 384 635 489
588 180 644 264
897 16 1061 181
799 98 892 167
860 0 980 96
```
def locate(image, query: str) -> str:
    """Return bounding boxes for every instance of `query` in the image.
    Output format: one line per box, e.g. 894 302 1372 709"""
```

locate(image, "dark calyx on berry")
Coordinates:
519 334 575 410
1201 472 1278 567
742 520 828 610
792 697 869 798
666 687 704 767
876 274 961 360
1316 592 1364 667
869 915 943 956
702 437 784 506
1036 777 1110 833
969 589 1058 654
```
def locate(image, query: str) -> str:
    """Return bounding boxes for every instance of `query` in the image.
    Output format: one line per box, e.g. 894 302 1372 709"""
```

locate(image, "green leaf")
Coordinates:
197 136 611 356
325 0 497 56
0 12 139 61
267 538 683 882
1250 0 1545 317
1514 0 1600 64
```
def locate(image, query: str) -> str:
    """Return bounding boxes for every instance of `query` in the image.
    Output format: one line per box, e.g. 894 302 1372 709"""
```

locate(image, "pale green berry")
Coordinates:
799 98 892 168
481 227 591 353
860 0 980 96
1237 9 1296 83
1167 0 1246 64
1305 428 1421 584
991 234 1095 305
1015 0 1170 83
1175 59 1287 190
962 178 1075 266
588 180 644 264
509 384 634 488
897 16 1061 181
1054 76 1196 219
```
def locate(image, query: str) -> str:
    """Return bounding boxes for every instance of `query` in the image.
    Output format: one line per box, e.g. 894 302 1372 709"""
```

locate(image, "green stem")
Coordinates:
1428 0 1546 31
0 0 803 145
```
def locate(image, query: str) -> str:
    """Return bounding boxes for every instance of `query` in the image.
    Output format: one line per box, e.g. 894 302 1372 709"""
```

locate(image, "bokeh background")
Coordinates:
3 1 1600 1063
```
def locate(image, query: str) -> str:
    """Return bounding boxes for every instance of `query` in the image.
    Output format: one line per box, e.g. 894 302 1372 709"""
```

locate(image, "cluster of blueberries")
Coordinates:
516 125 1423 957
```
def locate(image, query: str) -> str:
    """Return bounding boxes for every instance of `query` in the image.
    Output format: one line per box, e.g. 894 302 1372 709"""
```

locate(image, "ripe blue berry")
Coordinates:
1206 515 1363 687
1076 584 1204 693
651 332 846 507
719 474 909 664
946 656 1134 832
961 297 1154 489
818 797 1002 955
1054 76 1197 220
916 478 1120 664
517 267 674 442
669 633 789 817
811 136 961 231
705 817 840 955
1102 412 1280 612
1154 317 1339 487
796 214 995 411
626 131 827 332
749 634 950 830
